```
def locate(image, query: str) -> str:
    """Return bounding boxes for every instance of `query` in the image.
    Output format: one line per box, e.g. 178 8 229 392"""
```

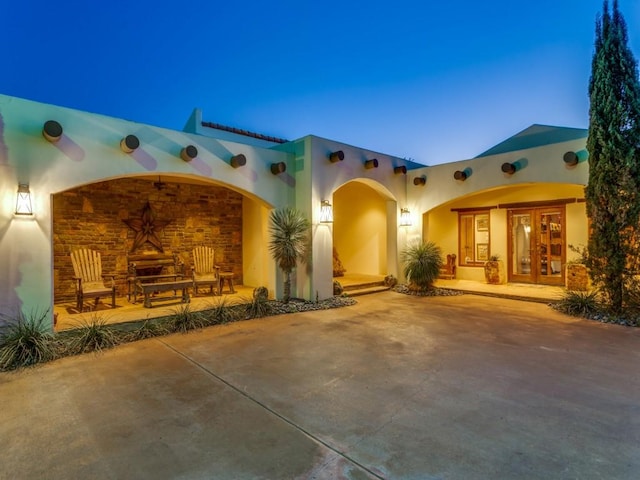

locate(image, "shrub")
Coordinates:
126 319 168 342
555 290 600 317
201 296 239 326
66 315 120 354
0 311 56 370
245 287 272 319
401 241 443 291
168 304 206 333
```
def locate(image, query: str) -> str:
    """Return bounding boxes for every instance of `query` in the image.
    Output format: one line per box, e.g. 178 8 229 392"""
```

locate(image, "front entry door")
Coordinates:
508 206 566 286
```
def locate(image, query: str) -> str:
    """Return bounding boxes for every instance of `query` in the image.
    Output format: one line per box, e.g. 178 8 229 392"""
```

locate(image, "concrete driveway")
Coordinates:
2 292 639 479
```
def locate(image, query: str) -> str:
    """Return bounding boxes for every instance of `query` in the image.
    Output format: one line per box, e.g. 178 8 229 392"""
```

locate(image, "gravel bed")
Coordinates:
392 284 464 297
268 296 357 315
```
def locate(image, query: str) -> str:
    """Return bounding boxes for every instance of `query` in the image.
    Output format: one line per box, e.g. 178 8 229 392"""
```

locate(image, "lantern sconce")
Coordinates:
413 176 426 186
270 162 286 175
230 153 247 168
120 134 140 153
329 151 344 163
394 165 407 175
320 200 333 223
399 208 412 227
365 158 379 169
15 184 33 216
180 145 198 162
42 120 63 143
563 151 579 166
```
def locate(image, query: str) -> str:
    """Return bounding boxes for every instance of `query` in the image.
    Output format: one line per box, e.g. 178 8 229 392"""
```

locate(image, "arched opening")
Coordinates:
52 174 273 325
332 179 397 289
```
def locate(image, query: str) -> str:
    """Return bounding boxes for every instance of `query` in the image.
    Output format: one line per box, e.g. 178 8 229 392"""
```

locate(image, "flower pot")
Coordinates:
566 263 589 291
484 260 505 284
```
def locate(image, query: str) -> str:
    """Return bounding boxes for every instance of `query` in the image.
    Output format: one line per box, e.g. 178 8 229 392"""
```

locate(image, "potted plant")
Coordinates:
566 244 589 291
401 241 443 292
484 254 505 284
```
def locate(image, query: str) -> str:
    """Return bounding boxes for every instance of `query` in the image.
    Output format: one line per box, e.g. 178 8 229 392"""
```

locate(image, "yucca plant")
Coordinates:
555 290 600 317
67 315 120 354
168 304 206 333
268 207 310 303
401 241 443 291
203 296 239 325
0 311 56 370
126 318 168 342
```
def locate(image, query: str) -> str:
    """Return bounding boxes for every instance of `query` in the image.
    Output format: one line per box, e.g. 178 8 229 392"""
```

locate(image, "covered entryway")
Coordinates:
332 179 398 291
508 205 566 286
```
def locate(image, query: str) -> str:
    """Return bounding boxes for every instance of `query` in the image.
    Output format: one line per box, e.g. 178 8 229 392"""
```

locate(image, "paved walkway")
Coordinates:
3 292 639 479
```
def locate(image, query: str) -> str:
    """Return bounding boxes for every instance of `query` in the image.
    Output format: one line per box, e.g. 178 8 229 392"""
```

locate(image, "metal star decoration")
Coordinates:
123 202 172 253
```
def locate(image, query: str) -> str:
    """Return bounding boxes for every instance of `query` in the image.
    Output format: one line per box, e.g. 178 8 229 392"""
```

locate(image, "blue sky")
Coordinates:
2 1 639 165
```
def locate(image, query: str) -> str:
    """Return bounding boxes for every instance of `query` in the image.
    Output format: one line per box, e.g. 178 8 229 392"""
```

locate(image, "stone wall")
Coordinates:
53 178 243 303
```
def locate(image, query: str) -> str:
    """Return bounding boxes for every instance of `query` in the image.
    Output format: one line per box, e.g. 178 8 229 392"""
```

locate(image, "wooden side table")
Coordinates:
218 272 235 295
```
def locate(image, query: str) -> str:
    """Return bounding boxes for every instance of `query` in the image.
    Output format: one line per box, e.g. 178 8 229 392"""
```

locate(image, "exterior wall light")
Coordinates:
42 120 63 143
270 162 286 175
120 134 140 153
399 208 412 227
15 184 33 215
230 153 246 168
320 200 333 223
180 145 198 162
364 158 378 169
394 166 407 175
329 151 344 163
413 176 426 186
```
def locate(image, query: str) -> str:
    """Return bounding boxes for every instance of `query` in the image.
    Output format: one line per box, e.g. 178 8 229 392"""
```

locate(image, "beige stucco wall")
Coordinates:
0 95 293 323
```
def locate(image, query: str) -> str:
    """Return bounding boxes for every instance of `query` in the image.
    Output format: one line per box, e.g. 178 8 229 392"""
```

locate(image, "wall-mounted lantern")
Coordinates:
501 162 516 174
42 120 63 143
413 176 426 186
563 151 579 166
320 200 333 223
15 184 33 216
329 151 344 163
230 153 246 168
365 158 379 169
394 166 407 175
271 162 286 175
399 208 412 227
180 145 198 162
120 134 140 153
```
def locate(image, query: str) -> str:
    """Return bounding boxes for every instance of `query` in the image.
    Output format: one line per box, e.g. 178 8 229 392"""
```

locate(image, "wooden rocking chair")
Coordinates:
70 248 116 312
192 246 220 295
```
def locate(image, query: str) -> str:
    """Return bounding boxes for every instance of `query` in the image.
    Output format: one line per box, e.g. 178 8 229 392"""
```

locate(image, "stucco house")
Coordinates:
0 94 589 329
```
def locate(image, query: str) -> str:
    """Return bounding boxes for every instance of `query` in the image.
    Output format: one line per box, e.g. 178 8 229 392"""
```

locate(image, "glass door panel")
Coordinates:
510 212 533 281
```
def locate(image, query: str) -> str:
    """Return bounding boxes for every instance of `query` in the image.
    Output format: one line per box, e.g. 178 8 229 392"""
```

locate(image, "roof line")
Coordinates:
201 121 288 144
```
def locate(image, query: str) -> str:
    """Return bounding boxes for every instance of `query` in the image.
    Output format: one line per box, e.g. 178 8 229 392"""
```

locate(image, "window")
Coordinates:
459 211 490 266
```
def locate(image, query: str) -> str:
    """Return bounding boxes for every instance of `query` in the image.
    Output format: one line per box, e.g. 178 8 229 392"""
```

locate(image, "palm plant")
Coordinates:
401 241 443 291
268 207 310 303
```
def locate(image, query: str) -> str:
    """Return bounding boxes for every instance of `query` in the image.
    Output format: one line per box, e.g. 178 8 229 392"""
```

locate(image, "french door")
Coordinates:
508 206 566 285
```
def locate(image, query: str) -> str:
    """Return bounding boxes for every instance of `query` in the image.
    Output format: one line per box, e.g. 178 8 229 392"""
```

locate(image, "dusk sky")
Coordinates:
3 1 639 165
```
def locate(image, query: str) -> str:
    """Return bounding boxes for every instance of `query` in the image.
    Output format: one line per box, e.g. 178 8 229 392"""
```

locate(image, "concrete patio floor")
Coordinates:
4 292 639 479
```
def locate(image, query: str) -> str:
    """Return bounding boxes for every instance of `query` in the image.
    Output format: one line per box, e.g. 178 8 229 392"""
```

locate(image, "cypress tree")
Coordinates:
585 0 640 313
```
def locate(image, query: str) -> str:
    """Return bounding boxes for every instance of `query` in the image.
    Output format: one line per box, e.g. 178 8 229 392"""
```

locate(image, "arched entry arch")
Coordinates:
51 173 276 307
332 178 399 281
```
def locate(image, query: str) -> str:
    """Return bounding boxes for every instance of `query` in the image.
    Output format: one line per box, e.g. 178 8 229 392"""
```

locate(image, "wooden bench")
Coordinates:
218 272 236 294
127 253 185 303
137 279 191 308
